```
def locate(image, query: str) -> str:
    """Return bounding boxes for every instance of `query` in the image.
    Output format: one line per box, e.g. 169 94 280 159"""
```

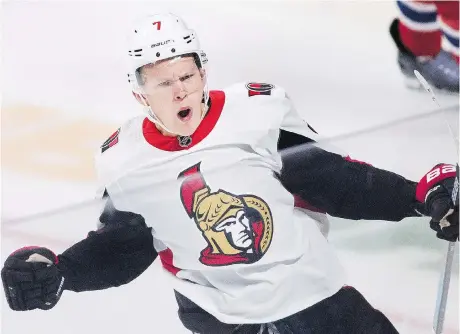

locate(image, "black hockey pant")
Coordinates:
175 286 400 334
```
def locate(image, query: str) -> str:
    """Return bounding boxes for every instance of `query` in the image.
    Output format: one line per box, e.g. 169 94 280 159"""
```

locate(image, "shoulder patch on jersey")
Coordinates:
101 128 120 153
246 82 274 97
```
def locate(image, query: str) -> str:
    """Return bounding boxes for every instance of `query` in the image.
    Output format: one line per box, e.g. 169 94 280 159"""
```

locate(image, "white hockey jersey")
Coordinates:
95 82 346 324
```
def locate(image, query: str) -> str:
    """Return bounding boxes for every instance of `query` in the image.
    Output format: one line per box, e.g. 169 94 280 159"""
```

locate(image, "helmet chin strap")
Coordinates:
201 82 210 118
137 89 176 135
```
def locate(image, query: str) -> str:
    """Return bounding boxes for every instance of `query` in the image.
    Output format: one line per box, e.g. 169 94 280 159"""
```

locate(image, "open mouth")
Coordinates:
177 107 192 122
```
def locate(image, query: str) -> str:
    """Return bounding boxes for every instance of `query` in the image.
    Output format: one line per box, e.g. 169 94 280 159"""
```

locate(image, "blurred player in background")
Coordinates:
390 0 459 92
2 12 459 334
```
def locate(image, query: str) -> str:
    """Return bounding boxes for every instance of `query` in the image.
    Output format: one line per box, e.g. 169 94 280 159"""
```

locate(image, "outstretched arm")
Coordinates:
59 205 157 292
273 85 454 226
2 195 157 311
59 195 157 292
279 144 420 221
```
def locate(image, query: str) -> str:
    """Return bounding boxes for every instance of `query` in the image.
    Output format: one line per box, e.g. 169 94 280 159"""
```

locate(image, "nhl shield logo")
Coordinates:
177 135 192 148
246 82 274 97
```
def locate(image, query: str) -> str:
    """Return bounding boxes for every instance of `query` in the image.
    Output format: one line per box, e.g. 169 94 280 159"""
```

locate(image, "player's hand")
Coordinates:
416 164 459 242
2 246 65 311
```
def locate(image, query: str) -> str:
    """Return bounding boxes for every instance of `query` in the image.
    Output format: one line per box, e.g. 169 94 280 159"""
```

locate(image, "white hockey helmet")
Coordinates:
126 13 209 126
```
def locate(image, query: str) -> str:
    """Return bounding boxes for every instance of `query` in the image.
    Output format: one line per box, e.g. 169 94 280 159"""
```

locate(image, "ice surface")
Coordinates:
2 1 459 333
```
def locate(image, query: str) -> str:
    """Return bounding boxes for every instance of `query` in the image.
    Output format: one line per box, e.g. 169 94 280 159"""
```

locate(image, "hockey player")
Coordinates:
2 13 458 334
390 0 459 92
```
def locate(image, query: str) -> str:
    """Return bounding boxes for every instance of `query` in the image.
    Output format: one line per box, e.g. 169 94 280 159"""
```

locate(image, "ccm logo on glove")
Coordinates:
416 164 457 202
427 164 456 181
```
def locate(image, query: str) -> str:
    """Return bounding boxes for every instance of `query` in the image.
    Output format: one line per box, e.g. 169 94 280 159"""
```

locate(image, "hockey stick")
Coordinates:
414 70 459 334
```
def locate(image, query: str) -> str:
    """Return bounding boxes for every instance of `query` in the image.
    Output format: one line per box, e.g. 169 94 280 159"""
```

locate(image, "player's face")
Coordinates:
136 57 206 136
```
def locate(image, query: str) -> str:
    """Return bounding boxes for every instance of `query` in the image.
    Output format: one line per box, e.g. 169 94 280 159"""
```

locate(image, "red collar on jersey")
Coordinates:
142 90 226 151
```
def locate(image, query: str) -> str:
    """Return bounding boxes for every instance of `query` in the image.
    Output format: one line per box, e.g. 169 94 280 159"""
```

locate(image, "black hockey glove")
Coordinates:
416 164 459 242
2 246 65 311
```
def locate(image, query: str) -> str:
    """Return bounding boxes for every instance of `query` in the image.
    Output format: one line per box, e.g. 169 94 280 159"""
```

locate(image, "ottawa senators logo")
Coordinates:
178 163 273 266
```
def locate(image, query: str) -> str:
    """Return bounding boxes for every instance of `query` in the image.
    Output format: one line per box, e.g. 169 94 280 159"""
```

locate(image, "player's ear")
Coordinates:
132 91 149 107
199 68 206 80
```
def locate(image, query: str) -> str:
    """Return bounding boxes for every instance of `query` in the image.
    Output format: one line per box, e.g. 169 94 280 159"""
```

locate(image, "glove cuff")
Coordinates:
10 246 58 265
416 164 456 202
